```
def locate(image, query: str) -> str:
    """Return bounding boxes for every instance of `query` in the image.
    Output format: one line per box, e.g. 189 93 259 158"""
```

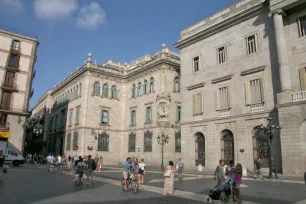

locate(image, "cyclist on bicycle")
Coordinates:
75 157 86 186
123 157 134 190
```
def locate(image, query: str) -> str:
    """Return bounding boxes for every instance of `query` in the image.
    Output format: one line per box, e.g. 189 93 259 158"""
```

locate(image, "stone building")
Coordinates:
32 44 182 166
0 28 38 152
174 0 306 175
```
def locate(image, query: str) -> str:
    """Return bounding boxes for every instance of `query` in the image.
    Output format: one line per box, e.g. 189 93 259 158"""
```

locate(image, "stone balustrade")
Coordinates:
219 109 231 117
251 104 264 113
292 91 306 102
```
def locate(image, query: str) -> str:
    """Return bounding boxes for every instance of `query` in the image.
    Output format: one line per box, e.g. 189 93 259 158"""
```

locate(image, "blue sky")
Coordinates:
0 0 237 108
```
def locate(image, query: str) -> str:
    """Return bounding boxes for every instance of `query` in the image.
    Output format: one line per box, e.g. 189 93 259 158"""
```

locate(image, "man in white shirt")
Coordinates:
46 154 53 170
57 155 62 165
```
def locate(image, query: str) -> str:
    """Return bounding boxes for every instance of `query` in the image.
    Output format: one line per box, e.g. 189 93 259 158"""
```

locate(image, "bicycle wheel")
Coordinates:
131 180 138 194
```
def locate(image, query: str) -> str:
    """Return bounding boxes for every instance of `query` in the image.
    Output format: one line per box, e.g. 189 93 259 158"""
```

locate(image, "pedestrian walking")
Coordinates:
94 155 99 166
214 160 225 188
86 155 96 185
163 161 175 196
46 154 53 171
253 158 263 180
233 163 243 204
138 159 146 184
226 160 235 183
177 158 184 181
98 156 103 171
0 150 5 182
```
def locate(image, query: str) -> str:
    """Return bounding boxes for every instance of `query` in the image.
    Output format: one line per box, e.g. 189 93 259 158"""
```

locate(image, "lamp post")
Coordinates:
33 123 43 136
157 132 169 172
256 117 281 179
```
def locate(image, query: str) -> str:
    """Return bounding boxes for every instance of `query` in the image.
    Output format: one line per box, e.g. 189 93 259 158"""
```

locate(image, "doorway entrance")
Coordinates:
195 133 205 166
221 129 234 165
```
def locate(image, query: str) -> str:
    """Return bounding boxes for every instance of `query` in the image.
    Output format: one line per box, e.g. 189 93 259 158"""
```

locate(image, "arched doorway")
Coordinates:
221 129 234 165
253 126 269 167
195 133 205 166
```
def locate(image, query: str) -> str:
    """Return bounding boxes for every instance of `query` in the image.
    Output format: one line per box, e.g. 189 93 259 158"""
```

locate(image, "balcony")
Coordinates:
251 104 265 113
219 109 231 117
292 91 306 102
32 70 36 79
1 83 18 92
30 89 34 98
0 105 29 116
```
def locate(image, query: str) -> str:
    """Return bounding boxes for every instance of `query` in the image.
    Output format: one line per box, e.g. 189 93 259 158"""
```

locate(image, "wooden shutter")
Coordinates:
215 89 220 110
259 78 264 103
227 86 231 109
299 68 306 90
193 95 196 115
244 81 251 105
199 93 202 114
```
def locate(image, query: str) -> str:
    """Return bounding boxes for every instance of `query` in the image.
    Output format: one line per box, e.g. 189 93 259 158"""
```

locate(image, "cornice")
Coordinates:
269 0 306 14
174 0 265 49
187 82 205 90
212 74 233 84
240 65 265 76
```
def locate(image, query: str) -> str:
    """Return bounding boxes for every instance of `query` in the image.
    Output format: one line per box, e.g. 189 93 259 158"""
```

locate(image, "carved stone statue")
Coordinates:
158 102 168 121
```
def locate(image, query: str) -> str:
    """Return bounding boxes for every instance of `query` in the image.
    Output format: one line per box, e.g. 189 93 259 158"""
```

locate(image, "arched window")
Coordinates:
111 85 117 99
144 80 148 94
132 84 136 97
174 77 180 92
128 132 136 152
76 85 79 98
79 83 82 97
66 133 71 151
144 130 152 152
102 83 109 97
73 131 78 150
138 82 142 96
150 77 154 93
94 82 100 96
175 130 181 152
98 131 109 151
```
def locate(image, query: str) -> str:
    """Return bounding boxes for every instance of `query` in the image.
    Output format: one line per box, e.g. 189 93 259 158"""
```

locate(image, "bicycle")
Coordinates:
74 173 83 187
121 171 138 194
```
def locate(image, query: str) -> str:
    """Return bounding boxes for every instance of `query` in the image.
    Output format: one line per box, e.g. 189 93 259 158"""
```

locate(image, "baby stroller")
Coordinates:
207 180 231 203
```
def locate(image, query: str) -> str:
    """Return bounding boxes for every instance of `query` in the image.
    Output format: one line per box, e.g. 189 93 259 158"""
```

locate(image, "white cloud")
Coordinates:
76 2 106 30
0 0 22 12
33 0 78 21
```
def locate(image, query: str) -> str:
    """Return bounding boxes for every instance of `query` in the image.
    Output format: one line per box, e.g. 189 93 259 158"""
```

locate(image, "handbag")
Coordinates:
164 169 172 177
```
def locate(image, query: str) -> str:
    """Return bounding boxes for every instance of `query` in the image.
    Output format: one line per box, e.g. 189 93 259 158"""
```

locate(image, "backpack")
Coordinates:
92 160 97 170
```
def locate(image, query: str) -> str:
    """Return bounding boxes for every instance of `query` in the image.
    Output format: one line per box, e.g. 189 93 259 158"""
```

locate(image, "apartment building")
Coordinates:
0 28 38 152
174 0 306 175
32 44 182 166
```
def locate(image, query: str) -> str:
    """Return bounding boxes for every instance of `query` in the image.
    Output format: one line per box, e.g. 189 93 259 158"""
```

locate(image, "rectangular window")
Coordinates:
0 114 7 127
130 110 136 125
4 72 15 88
298 16 306 37
146 106 152 123
0 92 12 110
246 34 258 55
69 109 73 126
299 67 306 90
11 40 19 51
101 110 109 125
8 54 20 68
217 87 230 110
193 56 200 72
245 79 264 105
192 93 202 115
217 46 227 64
75 106 80 124
54 115 58 131
176 106 181 122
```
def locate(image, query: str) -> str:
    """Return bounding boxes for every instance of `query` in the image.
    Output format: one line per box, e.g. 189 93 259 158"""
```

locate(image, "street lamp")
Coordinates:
33 123 43 136
256 117 281 179
157 133 169 172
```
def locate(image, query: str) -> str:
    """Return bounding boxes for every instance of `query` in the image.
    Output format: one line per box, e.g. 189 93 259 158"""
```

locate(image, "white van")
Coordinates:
5 146 25 166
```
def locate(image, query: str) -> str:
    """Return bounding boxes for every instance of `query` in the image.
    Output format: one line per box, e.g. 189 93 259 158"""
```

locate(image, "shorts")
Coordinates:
123 171 128 179
86 170 93 177
138 169 144 175
233 183 240 189
76 171 83 178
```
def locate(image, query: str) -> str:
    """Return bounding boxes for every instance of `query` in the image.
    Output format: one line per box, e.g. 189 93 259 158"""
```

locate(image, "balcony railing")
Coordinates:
1 83 18 91
219 109 231 117
0 105 28 114
251 104 264 113
292 91 306 102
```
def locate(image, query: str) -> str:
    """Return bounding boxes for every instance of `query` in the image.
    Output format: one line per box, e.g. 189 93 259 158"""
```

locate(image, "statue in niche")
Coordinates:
158 102 168 121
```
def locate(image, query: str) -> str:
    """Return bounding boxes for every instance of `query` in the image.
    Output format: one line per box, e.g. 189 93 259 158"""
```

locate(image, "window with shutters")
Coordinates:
175 130 181 152
102 83 109 97
216 86 230 110
176 106 181 122
150 78 154 93
4 72 15 88
111 85 117 99
246 34 258 55
128 132 136 152
299 67 306 90
217 46 227 64
11 40 20 51
8 54 20 68
101 110 109 125
68 109 73 126
145 106 152 123
75 106 80 124
193 56 200 72
138 82 142 96
193 93 202 115
73 131 78 150
144 130 152 152
130 110 136 125
98 131 109 151
174 77 180 92
144 80 148 94
66 133 71 151
297 16 306 37
0 92 12 110
94 82 100 96
132 84 136 97
245 78 264 105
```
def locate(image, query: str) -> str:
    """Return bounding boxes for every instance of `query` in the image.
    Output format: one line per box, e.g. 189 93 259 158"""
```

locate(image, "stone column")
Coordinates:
272 10 292 92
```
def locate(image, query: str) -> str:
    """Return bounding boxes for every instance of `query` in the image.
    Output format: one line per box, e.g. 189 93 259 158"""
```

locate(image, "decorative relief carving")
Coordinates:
216 122 236 130
246 118 268 127
156 94 171 122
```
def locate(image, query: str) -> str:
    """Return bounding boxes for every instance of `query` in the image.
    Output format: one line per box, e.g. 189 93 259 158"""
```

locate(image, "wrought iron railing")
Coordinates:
0 25 38 39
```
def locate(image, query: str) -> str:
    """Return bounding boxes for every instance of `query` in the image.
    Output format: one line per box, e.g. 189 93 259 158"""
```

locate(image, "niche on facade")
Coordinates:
156 94 171 123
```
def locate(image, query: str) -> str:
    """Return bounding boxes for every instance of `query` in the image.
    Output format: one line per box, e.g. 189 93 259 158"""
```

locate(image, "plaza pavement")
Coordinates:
1 164 306 204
